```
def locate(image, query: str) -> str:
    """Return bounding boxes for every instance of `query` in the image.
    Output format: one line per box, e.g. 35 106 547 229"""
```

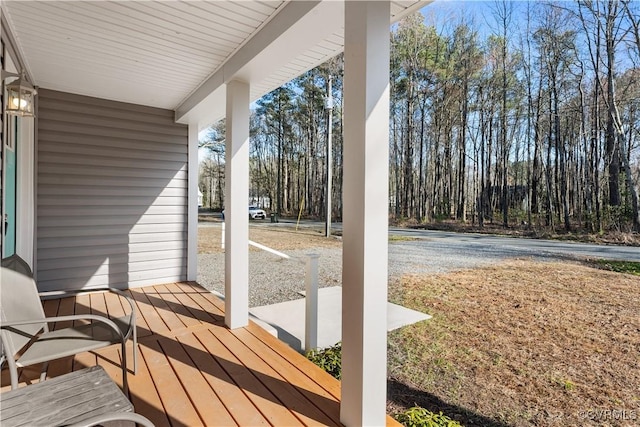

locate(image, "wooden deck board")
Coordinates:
124 289 152 337
142 286 185 333
141 338 205 427
246 322 342 399
165 282 223 325
157 335 238 426
129 288 168 337
89 291 108 318
96 346 124 391
42 298 59 318
154 284 203 330
104 290 127 319
127 343 171 427
233 327 343 426
1 282 403 427
196 328 304 426
218 327 338 426
44 296 75 382
73 293 98 373
177 332 269 427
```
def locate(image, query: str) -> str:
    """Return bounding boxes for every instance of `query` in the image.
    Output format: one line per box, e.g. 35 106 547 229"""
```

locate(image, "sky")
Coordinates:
419 0 542 40
421 0 506 26
421 0 497 20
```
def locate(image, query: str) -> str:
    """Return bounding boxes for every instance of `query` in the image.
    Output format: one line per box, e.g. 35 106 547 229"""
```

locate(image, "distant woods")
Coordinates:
200 1 640 233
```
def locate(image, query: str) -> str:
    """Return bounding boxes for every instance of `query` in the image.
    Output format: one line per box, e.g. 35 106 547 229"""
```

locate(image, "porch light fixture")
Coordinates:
2 70 37 117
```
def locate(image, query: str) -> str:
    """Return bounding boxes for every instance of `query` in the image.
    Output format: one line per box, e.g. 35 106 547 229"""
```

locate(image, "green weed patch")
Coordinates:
592 260 640 275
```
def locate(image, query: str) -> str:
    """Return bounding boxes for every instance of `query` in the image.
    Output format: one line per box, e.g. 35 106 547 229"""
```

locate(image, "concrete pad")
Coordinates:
249 286 431 352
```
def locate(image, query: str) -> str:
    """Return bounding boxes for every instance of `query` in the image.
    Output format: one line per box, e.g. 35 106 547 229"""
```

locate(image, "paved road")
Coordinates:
388 227 639 263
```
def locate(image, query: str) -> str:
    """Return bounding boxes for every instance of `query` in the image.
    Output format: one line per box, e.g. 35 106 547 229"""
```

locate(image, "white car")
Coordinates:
248 206 266 220
221 206 267 220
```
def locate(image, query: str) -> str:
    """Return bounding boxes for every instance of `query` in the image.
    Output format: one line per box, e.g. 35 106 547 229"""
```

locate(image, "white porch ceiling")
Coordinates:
3 0 429 128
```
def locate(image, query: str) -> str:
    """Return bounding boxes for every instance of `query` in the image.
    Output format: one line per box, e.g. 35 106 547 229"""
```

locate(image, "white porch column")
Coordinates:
341 1 390 426
187 124 199 281
224 80 250 329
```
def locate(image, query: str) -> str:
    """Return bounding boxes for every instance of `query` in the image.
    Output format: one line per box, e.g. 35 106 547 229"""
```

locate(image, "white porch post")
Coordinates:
341 1 390 426
187 123 199 281
224 80 250 329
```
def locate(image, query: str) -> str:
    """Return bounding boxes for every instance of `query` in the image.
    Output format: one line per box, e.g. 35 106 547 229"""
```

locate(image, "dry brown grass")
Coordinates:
388 260 640 426
198 222 342 254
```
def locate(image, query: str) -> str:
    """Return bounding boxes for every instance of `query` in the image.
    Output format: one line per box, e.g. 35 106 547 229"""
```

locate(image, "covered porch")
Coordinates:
1 281 400 426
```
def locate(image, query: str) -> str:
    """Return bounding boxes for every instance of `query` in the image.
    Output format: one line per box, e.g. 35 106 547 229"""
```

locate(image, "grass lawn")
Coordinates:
387 260 640 426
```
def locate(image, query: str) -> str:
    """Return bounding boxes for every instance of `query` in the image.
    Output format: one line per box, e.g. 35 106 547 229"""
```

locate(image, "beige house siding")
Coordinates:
36 89 189 291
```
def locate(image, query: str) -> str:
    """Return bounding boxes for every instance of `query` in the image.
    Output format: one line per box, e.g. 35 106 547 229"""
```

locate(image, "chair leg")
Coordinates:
9 362 19 390
121 340 129 397
39 361 49 383
133 324 138 374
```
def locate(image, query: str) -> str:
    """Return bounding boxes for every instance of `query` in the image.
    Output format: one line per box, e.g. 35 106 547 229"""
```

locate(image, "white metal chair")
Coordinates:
1 254 138 375
0 267 135 393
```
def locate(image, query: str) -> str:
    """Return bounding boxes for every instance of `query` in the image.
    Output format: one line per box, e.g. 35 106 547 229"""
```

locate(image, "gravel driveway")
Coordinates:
198 249 341 307
197 238 559 307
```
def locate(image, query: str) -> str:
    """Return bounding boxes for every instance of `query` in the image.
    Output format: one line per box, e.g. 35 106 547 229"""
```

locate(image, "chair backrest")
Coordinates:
0 267 47 358
1 254 34 277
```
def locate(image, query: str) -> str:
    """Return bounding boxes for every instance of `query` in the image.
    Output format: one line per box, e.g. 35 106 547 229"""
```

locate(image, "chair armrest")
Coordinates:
1 315 126 342
66 412 155 427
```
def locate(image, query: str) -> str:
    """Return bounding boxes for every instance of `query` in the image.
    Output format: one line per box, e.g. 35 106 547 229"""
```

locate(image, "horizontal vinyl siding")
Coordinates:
37 89 189 291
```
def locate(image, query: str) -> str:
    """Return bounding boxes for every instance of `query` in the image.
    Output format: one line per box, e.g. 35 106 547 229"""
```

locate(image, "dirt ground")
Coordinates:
199 221 639 426
387 260 640 427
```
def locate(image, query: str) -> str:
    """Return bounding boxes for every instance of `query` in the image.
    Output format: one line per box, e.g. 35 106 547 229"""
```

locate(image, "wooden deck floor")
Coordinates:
1 282 400 426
